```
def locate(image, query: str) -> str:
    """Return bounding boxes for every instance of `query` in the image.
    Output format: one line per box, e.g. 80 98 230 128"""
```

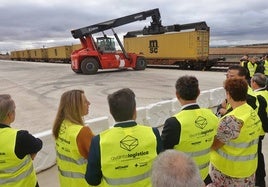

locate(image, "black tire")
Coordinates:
81 57 99 75
71 68 82 74
134 56 147 70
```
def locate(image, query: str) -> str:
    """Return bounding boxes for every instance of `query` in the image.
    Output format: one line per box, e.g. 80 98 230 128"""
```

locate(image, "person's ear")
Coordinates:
132 109 137 120
226 92 230 101
176 91 180 100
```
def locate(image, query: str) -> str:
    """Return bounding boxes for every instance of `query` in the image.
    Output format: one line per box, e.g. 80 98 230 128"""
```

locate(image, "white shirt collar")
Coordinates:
254 87 267 92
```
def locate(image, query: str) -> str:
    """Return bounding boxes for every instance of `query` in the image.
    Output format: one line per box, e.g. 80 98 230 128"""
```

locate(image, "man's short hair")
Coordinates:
151 150 204 187
228 65 248 77
252 73 267 88
0 94 15 122
175 75 199 100
107 88 136 122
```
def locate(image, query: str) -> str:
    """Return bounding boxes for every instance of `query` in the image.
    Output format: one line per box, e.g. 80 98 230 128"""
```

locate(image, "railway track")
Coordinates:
147 61 240 72
209 61 240 71
3 58 240 72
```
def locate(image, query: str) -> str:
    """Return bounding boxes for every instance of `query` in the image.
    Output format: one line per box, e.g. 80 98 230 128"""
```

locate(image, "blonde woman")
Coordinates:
52 90 94 187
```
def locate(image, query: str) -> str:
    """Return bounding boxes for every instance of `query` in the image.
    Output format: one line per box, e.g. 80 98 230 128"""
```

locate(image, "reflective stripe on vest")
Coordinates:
184 148 210 157
58 167 85 179
56 151 87 165
104 170 151 185
0 160 34 185
184 148 210 170
199 162 210 170
225 138 258 148
216 149 257 161
0 156 30 174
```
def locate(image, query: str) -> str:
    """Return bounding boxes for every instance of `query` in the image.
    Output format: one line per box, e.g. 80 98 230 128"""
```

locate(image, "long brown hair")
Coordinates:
52 90 85 139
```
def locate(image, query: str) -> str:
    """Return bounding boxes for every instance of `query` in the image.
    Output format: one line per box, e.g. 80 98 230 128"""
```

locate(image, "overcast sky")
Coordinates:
1 0 268 53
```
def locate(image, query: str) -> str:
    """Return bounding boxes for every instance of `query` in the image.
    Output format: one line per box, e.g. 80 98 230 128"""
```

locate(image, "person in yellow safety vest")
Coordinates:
151 150 205 187
161 75 218 186
263 54 268 77
247 56 258 83
240 54 251 82
210 78 261 187
0 94 43 187
240 54 249 67
216 65 259 117
85 88 163 187
250 73 268 187
52 90 94 187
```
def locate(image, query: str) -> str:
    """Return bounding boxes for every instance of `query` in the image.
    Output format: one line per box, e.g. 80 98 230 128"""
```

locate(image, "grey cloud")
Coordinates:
1 0 268 53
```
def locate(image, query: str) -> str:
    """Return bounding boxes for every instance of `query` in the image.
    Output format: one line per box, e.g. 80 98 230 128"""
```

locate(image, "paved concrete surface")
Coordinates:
0 60 267 186
0 60 226 134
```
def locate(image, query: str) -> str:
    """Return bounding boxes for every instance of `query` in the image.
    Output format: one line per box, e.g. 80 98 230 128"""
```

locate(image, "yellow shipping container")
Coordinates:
18 50 31 60
72 43 82 52
47 46 72 61
29 48 48 61
10 51 21 60
124 30 209 62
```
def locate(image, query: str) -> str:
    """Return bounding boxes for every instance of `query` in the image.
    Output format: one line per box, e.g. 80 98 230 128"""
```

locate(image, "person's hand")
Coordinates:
218 108 227 116
221 99 227 108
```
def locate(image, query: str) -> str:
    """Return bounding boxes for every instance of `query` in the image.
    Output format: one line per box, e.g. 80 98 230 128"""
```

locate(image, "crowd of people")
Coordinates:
240 54 268 84
0 55 267 187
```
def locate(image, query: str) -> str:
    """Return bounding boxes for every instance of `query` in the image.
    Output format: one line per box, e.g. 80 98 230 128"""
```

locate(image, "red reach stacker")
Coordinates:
70 8 165 74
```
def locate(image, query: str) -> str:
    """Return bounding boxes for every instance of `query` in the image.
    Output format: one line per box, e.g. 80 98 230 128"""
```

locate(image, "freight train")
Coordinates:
8 8 224 72
10 25 223 71
10 44 82 63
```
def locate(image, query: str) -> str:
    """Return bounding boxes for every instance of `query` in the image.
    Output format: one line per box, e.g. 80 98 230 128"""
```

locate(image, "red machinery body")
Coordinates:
70 8 164 74
71 37 140 74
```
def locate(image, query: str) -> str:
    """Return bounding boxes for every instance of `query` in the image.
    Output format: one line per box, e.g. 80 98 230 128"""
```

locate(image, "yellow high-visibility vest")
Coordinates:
173 108 218 180
211 103 261 178
264 60 268 76
248 62 257 77
255 90 268 135
56 120 89 187
100 125 157 187
0 128 37 187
